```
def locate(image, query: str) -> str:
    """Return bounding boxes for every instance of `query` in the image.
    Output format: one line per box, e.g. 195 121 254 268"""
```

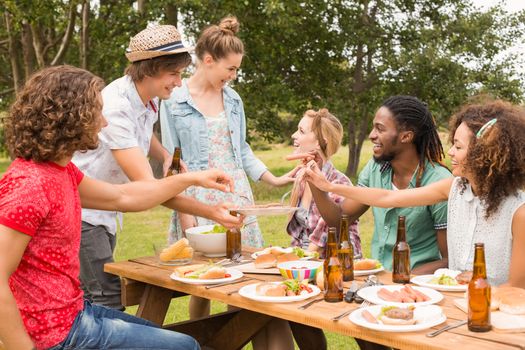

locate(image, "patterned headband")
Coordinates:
476 118 497 138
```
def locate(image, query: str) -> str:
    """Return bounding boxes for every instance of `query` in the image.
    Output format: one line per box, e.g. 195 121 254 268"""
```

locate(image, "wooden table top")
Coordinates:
105 251 525 350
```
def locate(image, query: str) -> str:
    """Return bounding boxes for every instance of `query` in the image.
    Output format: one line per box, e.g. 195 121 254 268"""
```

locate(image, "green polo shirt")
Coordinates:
357 159 452 270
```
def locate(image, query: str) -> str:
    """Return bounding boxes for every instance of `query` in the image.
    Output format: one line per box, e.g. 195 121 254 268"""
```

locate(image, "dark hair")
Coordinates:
195 16 244 61
6 65 105 162
125 52 191 82
449 99 525 218
381 95 446 187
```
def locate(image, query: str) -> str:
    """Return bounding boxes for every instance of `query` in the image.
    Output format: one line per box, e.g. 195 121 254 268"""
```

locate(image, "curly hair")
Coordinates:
449 99 525 218
5 65 105 162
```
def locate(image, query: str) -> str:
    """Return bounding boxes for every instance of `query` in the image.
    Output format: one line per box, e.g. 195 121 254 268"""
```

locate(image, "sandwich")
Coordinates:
254 254 278 269
254 251 300 268
255 280 314 297
494 286 525 315
354 258 381 271
276 252 300 264
175 263 227 279
255 282 287 297
378 306 416 325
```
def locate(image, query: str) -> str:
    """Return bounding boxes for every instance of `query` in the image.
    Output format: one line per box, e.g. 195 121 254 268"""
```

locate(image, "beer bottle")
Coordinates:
338 214 354 282
392 215 411 284
468 242 491 332
226 210 242 259
166 147 182 177
324 227 344 302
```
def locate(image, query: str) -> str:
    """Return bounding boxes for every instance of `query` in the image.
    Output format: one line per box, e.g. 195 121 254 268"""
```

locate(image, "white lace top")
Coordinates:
447 177 525 286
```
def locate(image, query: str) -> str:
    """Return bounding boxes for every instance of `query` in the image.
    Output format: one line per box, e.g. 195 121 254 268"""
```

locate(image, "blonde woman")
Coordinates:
287 109 361 257
160 16 296 350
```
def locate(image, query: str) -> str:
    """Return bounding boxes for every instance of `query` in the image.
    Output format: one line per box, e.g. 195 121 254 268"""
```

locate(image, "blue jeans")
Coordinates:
49 301 200 350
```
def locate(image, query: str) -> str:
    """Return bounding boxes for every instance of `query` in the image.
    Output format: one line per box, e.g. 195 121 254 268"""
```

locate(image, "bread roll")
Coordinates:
354 258 379 271
199 266 226 279
276 253 300 264
269 247 288 256
174 264 205 277
255 283 287 297
497 287 525 315
255 254 277 269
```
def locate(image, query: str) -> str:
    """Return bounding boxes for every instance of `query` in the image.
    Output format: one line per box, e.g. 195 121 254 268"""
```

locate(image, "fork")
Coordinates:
331 301 370 321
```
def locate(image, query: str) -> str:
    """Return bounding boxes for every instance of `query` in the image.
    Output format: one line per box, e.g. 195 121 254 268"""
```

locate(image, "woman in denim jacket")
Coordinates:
161 17 295 248
160 16 296 343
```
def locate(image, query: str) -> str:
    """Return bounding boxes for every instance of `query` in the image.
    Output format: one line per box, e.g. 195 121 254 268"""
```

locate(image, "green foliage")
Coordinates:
0 0 523 176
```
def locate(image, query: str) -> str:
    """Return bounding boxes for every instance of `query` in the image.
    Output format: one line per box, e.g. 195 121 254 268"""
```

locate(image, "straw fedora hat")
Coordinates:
125 25 193 62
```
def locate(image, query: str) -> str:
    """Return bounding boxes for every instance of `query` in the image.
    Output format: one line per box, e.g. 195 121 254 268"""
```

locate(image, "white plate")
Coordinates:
230 206 299 216
354 266 385 276
238 282 321 303
349 304 446 332
170 268 243 285
357 285 443 307
250 247 316 260
411 275 467 292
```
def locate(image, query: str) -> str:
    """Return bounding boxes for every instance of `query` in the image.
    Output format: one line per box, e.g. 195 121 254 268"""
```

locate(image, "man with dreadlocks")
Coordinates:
310 95 452 274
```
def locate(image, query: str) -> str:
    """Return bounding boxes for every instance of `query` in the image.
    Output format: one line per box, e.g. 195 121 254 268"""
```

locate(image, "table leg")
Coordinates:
136 285 173 325
204 309 273 350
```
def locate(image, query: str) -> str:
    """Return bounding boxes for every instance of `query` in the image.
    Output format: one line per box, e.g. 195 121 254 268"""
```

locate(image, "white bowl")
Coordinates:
185 225 227 257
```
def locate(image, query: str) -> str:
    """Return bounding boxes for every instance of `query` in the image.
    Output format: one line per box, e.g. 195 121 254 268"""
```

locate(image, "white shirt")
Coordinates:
72 75 158 234
447 177 525 286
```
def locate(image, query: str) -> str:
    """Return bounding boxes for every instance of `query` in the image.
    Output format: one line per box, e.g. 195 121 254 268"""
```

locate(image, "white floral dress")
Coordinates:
167 112 264 248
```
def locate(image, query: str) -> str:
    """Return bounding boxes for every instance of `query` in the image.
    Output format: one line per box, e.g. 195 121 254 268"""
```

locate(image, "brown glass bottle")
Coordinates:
392 215 411 284
324 227 344 302
338 214 354 282
468 242 491 332
226 210 242 259
166 147 182 176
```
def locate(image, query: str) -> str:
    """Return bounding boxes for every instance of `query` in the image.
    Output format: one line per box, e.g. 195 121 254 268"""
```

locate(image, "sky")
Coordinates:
472 0 525 12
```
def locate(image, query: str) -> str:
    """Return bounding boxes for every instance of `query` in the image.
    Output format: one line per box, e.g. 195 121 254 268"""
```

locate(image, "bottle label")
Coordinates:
341 241 350 249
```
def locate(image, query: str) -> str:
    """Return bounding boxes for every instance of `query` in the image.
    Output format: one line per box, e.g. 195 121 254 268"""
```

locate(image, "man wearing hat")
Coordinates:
73 25 242 310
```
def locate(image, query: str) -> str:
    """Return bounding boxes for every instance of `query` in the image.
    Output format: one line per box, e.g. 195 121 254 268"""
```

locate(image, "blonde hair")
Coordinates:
304 108 343 159
287 109 344 222
195 16 244 61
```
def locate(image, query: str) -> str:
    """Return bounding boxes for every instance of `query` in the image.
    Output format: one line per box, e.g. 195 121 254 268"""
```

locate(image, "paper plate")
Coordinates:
170 268 243 285
357 285 444 307
238 282 321 303
411 275 467 292
349 304 446 332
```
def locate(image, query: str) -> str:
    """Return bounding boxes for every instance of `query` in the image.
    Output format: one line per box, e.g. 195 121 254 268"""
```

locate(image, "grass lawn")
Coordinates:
115 143 375 350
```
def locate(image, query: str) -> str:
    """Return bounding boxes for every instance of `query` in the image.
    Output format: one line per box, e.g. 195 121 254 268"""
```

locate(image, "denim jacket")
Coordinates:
159 79 267 181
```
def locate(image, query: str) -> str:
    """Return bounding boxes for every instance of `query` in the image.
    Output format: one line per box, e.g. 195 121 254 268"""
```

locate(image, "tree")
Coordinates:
177 0 524 176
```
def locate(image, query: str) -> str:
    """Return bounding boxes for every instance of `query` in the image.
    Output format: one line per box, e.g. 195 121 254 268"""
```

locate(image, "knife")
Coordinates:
344 281 359 303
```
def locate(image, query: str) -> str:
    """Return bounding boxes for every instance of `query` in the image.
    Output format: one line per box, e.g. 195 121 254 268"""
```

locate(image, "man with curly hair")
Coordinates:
0 65 237 349
72 25 242 310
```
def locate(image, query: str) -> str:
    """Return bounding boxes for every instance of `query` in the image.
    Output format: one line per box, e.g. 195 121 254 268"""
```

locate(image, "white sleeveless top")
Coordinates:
447 177 525 286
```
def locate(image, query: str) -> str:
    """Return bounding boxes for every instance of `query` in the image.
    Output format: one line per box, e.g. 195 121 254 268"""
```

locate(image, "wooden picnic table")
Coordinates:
104 248 525 350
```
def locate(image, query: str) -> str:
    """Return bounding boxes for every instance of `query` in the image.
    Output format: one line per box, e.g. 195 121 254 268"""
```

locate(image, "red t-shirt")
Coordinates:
0 158 85 349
